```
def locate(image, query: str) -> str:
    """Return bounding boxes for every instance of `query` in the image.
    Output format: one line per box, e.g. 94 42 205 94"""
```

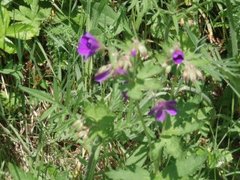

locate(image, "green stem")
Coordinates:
84 138 101 180
136 104 156 173
226 0 238 57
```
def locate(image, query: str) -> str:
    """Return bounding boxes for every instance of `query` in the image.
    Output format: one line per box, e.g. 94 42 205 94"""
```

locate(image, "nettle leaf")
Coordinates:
106 166 151 180
137 61 162 79
6 23 39 40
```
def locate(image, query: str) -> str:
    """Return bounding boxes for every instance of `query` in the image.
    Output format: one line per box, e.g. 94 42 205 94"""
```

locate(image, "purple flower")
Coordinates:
131 49 137 57
114 67 127 75
77 32 100 60
148 100 177 122
95 65 112 83
172 49 184 64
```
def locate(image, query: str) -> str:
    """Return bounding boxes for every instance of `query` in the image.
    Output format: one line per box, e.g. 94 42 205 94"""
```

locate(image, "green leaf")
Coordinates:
106 166 151 180
19 86 55 103
127 83 143 100
160 153 207 179
1 0 13 6
8 163 35 180
90 115 115 139
161 136 183 159
0 68 23 80
6 23 39 40
143 78 162 91
0 37 16 53
91 2 120 27
125 145 148 166
137 61 162 79
85 103 112 122
176 154 207 177
162 120 203 136
11 5 51 26
0 5 10 37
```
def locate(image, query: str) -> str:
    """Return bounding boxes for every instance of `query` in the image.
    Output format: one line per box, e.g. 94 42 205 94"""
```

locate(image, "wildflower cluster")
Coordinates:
77 32 202 122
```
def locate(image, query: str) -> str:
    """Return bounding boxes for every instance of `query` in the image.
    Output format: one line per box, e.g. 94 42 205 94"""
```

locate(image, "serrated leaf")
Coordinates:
125 145 148 166
161 136 183 158
162 120 203 136
11 5 51 25
106 166 151 180
0 6 10 37
92 2 119 26
160 153 207 179
176 154 207 177
127 83 143 100
6 23 39 40
0 37 16 53
85 103 112 122
143 78 162 91
137 61 162 79
1 0 13 6
0 68 23 80
90 116 115 139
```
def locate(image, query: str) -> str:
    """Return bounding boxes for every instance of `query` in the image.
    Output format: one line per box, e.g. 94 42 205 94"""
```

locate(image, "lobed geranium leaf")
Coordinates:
106 166 151 180
137 61 162 79
6 23 39 40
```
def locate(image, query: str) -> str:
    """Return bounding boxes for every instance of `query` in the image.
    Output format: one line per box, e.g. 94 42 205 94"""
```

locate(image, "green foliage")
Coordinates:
0 0 240 179
106 166 151 180
0 1 50 53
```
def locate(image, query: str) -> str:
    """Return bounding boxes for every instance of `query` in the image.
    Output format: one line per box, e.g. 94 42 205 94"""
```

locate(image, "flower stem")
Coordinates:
84 138 101 180
136 104 156 173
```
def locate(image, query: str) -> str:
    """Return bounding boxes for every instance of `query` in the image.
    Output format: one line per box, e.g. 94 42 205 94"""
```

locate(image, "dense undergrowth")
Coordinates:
0 0 240 179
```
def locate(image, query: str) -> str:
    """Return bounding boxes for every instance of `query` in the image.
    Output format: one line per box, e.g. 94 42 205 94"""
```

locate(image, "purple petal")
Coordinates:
155 110 166 122
149 100 177 122
114 67 127 75
77 32 100 60
148 106 159 115
165 100 177 116
172 49 184 64
95 68 112 83
164 100 176 108
166 109 177 116
131 49 137 57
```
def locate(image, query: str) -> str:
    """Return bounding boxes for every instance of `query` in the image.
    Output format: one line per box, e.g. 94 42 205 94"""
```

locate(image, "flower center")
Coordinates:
86 39 92 49
174 54 183 61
